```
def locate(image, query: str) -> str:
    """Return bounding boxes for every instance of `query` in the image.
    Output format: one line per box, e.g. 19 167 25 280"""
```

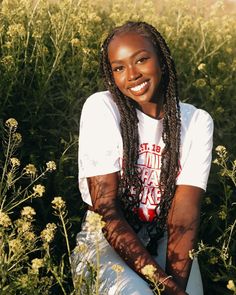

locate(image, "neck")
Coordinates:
139 100 164 119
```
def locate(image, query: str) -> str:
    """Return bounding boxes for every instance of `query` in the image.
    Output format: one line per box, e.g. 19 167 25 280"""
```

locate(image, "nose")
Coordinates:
127 65 141 81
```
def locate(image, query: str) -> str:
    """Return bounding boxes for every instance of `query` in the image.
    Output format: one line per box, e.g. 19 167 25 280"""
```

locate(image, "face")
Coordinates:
108 32 162 107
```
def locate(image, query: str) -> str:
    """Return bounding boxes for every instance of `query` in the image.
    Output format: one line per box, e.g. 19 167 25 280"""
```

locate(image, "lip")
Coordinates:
128 80 150 96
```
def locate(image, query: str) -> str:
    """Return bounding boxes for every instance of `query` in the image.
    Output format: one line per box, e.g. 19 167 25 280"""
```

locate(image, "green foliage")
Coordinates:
0 0 235 294
0 119 73 294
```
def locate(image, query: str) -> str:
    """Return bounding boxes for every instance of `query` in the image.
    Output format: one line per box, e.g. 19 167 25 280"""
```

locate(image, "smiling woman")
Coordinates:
71 21 214 295
108 32 163 118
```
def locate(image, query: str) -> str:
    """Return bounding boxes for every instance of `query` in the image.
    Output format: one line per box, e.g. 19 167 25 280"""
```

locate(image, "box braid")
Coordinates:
100 21 181 247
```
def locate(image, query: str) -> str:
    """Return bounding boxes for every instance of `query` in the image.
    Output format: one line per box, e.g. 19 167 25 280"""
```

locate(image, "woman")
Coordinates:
72 21 213 295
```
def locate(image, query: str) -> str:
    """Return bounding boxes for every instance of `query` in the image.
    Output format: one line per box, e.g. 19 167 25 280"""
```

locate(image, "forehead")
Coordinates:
108 32 157 61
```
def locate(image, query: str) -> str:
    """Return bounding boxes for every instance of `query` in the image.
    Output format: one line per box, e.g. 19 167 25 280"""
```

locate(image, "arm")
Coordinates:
87 172 188 295
166 185 203 290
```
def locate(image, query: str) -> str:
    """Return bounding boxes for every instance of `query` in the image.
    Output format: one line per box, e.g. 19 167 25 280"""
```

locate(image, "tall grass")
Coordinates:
0 0 235 293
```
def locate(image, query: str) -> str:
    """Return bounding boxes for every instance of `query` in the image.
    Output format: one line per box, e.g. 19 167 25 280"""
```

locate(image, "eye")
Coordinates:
112 65 124 72
136 56 149 64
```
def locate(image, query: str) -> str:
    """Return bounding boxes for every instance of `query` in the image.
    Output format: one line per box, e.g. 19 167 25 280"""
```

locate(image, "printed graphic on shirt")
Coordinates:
133 142 181 222
131 143 162 222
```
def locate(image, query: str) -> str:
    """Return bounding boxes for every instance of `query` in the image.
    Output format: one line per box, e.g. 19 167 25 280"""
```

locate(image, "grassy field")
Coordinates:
0 0 235 294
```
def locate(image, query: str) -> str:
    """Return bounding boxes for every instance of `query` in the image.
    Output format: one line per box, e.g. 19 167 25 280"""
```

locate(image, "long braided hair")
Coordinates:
100 21 181 250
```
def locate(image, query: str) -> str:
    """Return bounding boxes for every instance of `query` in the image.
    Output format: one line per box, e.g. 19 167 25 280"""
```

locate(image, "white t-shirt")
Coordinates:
78 91 214 222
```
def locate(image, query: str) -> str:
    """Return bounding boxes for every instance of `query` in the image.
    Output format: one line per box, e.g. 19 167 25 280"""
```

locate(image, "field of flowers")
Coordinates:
0 0 235 294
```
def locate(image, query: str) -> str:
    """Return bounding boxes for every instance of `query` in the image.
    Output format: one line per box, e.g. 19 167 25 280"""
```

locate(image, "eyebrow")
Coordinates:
110 49 150 65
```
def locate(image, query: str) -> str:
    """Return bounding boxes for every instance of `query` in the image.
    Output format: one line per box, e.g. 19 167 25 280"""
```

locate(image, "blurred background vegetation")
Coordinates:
0 0 235 294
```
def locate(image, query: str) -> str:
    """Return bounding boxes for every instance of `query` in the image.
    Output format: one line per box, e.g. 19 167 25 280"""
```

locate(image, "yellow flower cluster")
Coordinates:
111 264 124 273
74 242 88 254
17 275 28 288
21 206 36 220
227 280 236 292
9 238 22 253
7 23 26 38
12 132 22 143
197 63 206 71
141 264 157 280
51 196 66 210
46 161 57 172
0 211 12 228
41 223 57 244
33 184 45 197
215 145 227 156
86 211 106 232
16 219 31 233
5 118 18 130
188 249 195 260
24 164 37 176
70 38 80 47
10 157 20 167
31 258 44 273
1 55 14 69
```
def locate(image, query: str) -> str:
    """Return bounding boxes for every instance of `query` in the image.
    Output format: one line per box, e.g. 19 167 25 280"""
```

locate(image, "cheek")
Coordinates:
113 74 127 91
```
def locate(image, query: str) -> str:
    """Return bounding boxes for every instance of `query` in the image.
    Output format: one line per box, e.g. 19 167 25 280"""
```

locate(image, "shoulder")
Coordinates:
180 101 213 129
82 90 120 119
80 91 121 130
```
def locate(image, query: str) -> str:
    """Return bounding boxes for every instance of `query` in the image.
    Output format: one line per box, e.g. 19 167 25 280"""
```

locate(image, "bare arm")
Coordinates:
166 185 203 290
87 172 188 295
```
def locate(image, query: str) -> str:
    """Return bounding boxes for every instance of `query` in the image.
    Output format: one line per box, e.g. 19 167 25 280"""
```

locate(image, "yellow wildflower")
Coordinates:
7 23 26 38
41 223 57 243
17 275 28 288
74 242 88 253
215 145 227 156
1 55 14 68
33 184 45 197
141 264 157 280
46 161 56 172
5 118 18 130
0 211 12 228
21 206 36 220
227 280 236 292
86 211 106 232
197 63 206 71
24 231 36 241
31 258 44 273
12 132 22 143
194 79 206 88
24 164 37 176
16 219 32 233
218 210 227 220
213 158 220 165
9 238 22 253
188 249 195 260
10 157 20 167
111 264 124 273
71 38 80 47
51 196 66 210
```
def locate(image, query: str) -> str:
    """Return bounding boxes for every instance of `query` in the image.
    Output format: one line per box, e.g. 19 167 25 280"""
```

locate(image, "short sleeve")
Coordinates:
176 109 214 191
78 92 122 179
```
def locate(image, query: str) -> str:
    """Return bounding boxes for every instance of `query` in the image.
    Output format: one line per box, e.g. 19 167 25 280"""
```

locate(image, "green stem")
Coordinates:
7 192 35 212
95 237 100 295
59 210 71 259
0 129 13 199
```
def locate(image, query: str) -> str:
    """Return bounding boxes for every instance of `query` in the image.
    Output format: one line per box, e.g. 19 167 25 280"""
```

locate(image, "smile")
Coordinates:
130 81 148 92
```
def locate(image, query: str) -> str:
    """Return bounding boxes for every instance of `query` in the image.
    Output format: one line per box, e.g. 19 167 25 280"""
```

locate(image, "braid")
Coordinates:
100 21 181 237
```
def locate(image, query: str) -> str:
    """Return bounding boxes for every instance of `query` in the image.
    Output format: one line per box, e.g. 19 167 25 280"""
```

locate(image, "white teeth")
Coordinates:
130 81 148 92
